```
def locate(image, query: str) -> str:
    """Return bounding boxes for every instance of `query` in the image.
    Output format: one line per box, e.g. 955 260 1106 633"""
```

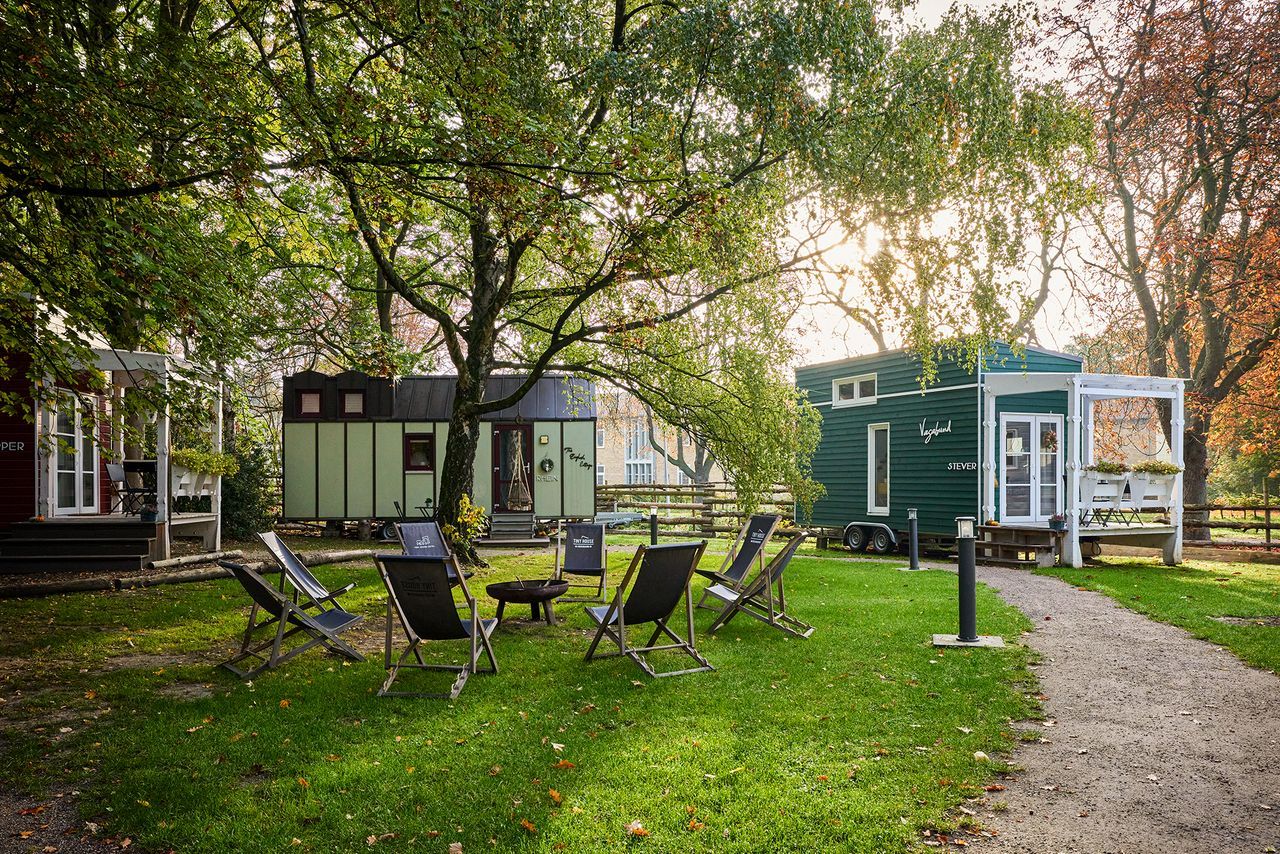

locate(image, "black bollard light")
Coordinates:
932 516 1004 648
650 511 658 545
956 516 978 641
908 508 920 571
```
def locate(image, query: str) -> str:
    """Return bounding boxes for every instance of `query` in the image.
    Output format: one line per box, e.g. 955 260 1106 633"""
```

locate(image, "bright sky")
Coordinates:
791 0 1094 366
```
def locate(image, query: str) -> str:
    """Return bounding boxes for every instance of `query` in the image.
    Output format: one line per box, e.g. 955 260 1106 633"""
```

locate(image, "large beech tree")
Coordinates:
1058 0 1280 533
229 0 1083 542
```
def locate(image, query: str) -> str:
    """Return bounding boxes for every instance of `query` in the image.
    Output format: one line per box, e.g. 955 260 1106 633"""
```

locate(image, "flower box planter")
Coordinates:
1080 470 1126 521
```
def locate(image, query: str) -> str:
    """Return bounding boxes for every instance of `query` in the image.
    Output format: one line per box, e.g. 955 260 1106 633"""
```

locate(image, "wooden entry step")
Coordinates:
977 525 1063 568
487 512 536 541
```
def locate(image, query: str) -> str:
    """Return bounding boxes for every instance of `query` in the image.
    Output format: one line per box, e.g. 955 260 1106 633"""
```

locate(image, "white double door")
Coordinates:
1000 413 1063 524
53 393 99 516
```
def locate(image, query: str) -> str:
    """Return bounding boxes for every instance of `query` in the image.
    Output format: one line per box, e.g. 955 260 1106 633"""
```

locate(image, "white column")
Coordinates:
37 387 55 519
155 372 171 559
982 389 997 523
1082 397 1095 466
1166 381 1185 565
1064 379 1083 567
211 380 223 551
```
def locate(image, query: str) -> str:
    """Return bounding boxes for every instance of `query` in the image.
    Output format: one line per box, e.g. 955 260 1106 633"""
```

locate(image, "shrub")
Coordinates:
1131 460 1182 475
440 494 486 550
171 447 240 477
1085 460 1130 475
221 435 278 539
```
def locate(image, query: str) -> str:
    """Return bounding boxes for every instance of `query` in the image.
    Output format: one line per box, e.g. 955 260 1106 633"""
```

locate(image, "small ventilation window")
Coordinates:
341 390 365 417
296 390 321 417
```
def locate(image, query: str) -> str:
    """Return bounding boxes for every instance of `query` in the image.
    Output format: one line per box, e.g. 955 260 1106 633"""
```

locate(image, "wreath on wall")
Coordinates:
1041 430 1059 453
539 457 555 473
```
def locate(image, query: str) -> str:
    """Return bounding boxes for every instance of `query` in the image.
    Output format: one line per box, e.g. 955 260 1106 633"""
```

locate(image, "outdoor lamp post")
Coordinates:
908 508 920 571
932 516 1004 648
955 516 977 641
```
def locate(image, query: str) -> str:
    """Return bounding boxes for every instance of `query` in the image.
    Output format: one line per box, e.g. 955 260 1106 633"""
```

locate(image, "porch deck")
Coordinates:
979 521 1180 568
0 513 220 574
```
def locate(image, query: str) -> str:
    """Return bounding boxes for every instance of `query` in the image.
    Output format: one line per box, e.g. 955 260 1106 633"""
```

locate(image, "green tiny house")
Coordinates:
281 371 597 528
797 343 1186 567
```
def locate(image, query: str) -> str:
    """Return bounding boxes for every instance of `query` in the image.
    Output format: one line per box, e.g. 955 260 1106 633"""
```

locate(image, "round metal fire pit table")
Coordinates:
486 579 570 627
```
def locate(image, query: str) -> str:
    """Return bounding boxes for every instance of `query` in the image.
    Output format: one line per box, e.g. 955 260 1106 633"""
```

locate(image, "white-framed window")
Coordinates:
833 373 877 408
596 427 605 448
624 461 654 484
867 422 890 516
596 464 606 485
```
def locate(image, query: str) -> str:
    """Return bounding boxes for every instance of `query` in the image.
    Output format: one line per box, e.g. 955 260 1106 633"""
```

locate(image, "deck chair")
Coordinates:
552 522 608 603
258 531 356 611
694 513 781 609
218 561 364 679
584 541 713 678
703 533 813 638
395 522 472 582
105 462 149 514
376 554 498 699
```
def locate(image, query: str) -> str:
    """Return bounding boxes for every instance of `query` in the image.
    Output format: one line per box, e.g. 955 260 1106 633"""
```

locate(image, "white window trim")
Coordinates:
832 373 878 408
998 412 1064 524
867 422 890 516
595 464 606 485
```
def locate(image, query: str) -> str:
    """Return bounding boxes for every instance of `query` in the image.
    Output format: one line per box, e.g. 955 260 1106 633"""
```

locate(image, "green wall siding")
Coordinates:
473 424 493 513
316 423 346 518
532 421 562 517
282 422 317 519
798 343 1084 537
561 420 597 517
374 422 404 518
345 422 374 517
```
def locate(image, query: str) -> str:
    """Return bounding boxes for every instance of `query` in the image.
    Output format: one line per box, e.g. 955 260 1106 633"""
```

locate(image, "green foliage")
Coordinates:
170 448 239 477
1131 460 1181 475
221 434 278 540
1085 460 1130 475
440 494 487 551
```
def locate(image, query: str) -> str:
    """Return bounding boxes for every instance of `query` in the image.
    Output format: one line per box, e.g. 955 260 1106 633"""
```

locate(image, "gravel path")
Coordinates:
973 566 1280 854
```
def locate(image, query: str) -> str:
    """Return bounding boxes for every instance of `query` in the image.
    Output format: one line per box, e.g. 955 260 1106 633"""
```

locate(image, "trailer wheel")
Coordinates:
845 526 868 552
870 529 894 554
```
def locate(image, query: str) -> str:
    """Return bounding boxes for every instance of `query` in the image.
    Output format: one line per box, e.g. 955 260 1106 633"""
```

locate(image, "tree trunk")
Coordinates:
436 375 487 565
1182 411 1212 542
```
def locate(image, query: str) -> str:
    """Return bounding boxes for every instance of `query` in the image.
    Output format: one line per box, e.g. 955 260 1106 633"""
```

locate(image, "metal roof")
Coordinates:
391 375 596 421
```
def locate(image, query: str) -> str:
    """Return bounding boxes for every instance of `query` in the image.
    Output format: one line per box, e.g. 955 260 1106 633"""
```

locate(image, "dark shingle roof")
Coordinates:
391 375 595 421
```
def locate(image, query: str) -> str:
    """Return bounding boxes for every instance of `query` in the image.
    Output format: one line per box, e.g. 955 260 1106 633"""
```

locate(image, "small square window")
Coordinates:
832 373 877 407
404 434 434 472
596 428 605 448
341 390 365 417
296 390 321 417
596 463 606 485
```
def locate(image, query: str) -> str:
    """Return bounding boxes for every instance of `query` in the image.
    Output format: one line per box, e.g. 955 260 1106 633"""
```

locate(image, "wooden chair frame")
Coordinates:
377 554 498 699
585 542 713 678
694 514 782 610
552 522 608 603
218 561 365 680
704 533 813 638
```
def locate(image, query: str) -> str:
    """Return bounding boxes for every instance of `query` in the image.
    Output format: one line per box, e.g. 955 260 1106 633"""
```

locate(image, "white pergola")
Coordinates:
36 346 223 559
980 372 1185 567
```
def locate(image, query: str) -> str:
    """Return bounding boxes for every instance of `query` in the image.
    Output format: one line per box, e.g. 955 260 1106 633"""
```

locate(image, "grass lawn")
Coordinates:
1037 556 1280 673
0 542 1037 852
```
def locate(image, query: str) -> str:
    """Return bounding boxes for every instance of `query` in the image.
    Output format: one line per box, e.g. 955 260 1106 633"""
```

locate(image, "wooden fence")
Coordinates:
1184 500 1279 549
595 483 801 539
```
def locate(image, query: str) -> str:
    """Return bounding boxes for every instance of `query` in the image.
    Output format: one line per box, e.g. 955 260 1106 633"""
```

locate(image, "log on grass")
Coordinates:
147 550 243 570
0 576 119 599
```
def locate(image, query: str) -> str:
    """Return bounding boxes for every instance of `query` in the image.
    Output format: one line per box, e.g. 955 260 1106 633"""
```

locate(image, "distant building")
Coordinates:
594 389 724 485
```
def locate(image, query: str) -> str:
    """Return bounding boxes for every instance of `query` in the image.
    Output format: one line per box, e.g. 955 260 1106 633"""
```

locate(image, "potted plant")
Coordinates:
1048 512 1067 531
1129 460 1181 509
1081 460 1129 513
140 502 158 523
171 448 240 498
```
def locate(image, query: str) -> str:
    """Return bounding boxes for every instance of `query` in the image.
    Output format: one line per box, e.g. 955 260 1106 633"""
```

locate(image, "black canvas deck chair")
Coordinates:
218 560 365 679
376 554 498 699
584 541 713 678
258 531 356 611
396 522 473 583
552 522 608 603
703 532 813 638
694 513 781 610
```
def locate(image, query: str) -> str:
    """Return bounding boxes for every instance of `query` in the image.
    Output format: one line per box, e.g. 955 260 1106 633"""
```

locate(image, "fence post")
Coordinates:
650 511 658 545
1266 478 1272 550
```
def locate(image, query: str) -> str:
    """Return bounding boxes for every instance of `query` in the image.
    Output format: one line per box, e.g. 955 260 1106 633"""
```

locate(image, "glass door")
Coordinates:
53 392 98 516
492 424 533 512
1000 414 1063 524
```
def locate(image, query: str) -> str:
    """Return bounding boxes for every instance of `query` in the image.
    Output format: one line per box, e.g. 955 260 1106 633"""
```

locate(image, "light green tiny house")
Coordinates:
281 371 597 529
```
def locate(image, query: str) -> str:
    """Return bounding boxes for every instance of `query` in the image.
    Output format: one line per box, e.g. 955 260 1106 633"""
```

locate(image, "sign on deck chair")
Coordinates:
553 522 608 602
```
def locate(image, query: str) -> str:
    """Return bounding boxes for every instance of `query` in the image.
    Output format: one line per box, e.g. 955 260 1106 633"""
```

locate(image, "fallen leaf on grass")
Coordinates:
687 819 705 831
279 699 290 708
983 784 1006 792
551 742 565 753
448 844 463 854
488 765 501 776
624 820 649 837
297 778 310 789
519 819 536 834
552 759 575 770
548 789 562 805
